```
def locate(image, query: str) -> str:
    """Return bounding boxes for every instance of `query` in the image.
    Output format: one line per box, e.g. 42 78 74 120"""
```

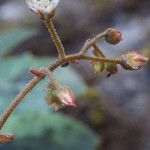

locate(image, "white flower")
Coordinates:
26 0 60 17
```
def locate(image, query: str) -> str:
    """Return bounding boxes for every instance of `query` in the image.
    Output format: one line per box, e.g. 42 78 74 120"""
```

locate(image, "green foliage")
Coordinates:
2 112 99 150
0 27 36 56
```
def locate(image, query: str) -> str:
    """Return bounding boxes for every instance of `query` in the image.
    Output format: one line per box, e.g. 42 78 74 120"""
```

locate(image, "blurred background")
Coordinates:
0 0 150 149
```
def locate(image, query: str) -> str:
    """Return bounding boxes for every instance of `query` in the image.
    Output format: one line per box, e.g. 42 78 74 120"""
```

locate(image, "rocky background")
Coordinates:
0 0 150 150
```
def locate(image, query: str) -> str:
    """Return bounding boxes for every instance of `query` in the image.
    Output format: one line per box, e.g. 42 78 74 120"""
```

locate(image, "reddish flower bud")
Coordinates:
121 51 149 70
45 83 76 111
58 87 76 108
105 28 122 45
30 68 44 78
0 134 14 143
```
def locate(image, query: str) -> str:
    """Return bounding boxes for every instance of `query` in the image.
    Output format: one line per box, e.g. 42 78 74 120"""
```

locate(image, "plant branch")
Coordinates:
0 36 122 130
0 52 122 130
79 30 107 55
0 60 63 130
44 19 65 59
65 54 122 64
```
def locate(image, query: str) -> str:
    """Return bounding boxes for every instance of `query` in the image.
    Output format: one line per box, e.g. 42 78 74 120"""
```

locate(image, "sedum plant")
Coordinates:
0 0 149 143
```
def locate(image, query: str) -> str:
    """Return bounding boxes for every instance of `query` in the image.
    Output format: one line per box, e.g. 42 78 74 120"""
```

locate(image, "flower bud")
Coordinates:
92 62 105 74
121 51 149 70
106 63 118 77
58 87 76 108
91 45 105 74
45 83 76 111
45 83 62 111
0 134 14 143
26 0 60 19
104 28 122 45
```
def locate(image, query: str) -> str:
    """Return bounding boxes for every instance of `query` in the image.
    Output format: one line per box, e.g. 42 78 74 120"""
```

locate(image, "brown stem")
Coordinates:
0 53 122 130
0 60 62 130
0 52 122 130
65 54 122 64
44 19 65 59
80 30 107 54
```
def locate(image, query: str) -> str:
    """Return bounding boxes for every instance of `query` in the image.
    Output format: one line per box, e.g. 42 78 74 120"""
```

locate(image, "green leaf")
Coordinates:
0 27 36 56
1 112 99 150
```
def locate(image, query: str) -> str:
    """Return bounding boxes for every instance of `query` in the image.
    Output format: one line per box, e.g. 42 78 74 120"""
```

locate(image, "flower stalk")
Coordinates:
0 0 149 143
44 19 66 59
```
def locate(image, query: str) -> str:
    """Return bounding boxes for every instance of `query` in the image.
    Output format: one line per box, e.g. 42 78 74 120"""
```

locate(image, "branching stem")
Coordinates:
0 60 62 130
0 53 121 130
0 22 122 132
80 30 107 54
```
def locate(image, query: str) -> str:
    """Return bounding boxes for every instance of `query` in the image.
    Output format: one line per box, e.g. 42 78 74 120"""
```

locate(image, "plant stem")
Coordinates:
44 19 65 59
81 55 121 64
65 54 122 64
0 52 121 130
0 77 41 129
0 60 62 130
80 31 107 54
0 53 122 130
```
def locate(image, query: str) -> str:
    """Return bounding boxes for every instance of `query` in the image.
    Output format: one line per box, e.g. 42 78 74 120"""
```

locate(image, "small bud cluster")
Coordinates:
31 67 76 111
91 45 118 77
91 28 149 75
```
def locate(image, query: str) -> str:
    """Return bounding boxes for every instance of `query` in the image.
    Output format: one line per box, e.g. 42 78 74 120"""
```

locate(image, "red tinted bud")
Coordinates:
121 51 149 70
30 68 44 78
45 83 76 111
58 87 76 108
0 134 14 143
105 28 122 45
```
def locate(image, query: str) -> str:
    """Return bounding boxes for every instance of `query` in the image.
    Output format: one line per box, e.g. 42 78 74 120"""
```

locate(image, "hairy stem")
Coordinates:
0 54 121 130
0 60 62 130
44 19 65 59
0 77 41 129
80 30 107 54
65 54 122 64
0 2 143 138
